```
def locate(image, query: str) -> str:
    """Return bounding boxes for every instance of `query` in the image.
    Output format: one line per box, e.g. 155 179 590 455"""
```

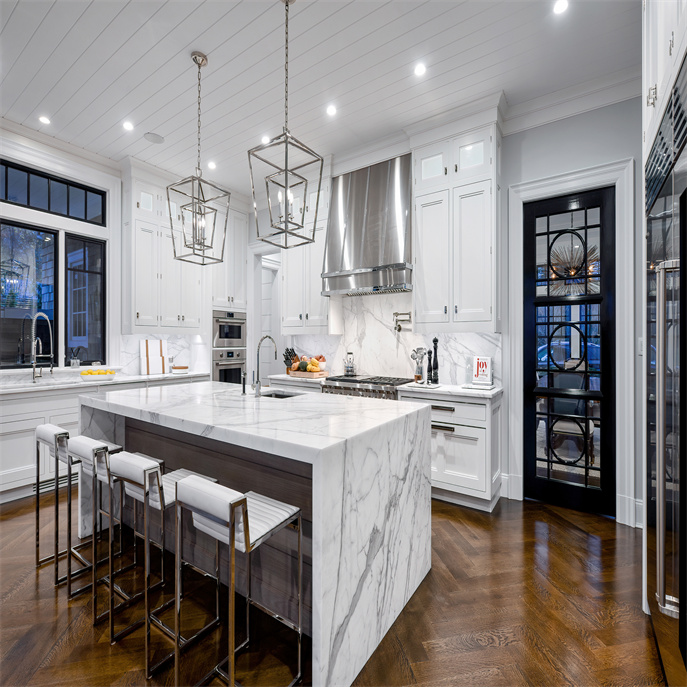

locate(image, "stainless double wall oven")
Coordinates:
212 310 246 385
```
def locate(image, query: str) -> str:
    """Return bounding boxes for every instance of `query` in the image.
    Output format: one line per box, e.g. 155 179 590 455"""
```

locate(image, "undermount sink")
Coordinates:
258 390 303 399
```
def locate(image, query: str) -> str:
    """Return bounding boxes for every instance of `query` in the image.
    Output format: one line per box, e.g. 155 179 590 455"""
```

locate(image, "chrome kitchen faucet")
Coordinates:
253 335 277 397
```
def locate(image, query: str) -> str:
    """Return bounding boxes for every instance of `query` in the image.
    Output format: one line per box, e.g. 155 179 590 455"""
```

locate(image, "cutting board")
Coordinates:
288 370 329 378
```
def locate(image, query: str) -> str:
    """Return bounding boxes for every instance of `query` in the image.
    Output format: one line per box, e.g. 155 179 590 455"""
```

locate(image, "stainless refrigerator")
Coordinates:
646 55 687 687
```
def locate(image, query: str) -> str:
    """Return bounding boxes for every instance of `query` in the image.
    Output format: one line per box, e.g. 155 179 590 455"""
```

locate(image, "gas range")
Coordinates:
322 375 414 400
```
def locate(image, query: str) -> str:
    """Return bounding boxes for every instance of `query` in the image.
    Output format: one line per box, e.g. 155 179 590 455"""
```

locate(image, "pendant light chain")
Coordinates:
196 58 202 173
284 0 289 132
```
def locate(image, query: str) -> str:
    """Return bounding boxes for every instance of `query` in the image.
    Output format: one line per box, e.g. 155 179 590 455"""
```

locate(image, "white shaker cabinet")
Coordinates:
412 122 501 334
398 387 503 512
133 220 159 327
211 209 248 311
414 190 450 324
453 180 492 323
281 225 329 334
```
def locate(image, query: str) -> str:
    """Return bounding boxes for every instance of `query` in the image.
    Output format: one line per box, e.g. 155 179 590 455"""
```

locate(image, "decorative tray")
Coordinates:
288 370 329 379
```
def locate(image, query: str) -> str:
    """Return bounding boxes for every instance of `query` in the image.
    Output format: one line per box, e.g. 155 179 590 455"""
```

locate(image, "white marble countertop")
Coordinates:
0 369 209 396
80 380 428 464
397 382 503 399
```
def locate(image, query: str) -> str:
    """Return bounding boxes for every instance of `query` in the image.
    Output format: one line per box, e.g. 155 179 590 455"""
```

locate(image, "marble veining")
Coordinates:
78 381 431 687
291 292 502 385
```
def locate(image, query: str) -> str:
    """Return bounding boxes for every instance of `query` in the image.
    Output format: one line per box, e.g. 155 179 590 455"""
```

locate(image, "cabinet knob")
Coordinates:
454 305 458 314
454 164 458 173
444 167 447 175
228 296 230 302
444 305 447 314
178 315 180 321
136 312 139 319
299 314 302 320
305 313 309 320
182 315 185 321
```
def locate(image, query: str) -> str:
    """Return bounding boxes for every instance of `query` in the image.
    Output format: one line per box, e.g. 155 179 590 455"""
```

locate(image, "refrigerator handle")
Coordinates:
655 260 680 619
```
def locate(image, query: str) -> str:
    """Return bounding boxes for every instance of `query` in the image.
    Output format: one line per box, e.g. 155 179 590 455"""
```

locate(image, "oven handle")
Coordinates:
214 361 245 367
215 317 246 325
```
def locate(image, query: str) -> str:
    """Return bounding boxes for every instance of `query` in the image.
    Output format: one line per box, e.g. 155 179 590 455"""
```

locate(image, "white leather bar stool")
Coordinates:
174 475 302 687
107 451 215 676
67 435 124 619
34 424 121 598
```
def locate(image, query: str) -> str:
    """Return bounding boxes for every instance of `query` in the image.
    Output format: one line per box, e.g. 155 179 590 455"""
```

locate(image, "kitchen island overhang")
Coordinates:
77 381 431 687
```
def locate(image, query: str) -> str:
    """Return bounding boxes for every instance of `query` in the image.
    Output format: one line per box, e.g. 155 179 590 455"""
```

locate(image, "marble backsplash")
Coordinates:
291 293 502 386
118 333 209 376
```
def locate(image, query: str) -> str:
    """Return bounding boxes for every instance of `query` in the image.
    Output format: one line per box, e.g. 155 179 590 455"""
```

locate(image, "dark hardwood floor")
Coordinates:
1 491 664 687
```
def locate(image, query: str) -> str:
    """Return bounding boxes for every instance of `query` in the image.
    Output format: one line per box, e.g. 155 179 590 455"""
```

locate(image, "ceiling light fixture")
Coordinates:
262 135 270 145
208 161 216 170
39 116 50 125
166 51 230 266
248 0 323 250
123 121 134 131
326 104 336 116
414 63 426 76
553 0 568 14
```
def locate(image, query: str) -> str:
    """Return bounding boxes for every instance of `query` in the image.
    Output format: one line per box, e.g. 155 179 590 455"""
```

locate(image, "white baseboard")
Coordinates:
0 484 33 505
634 499 643 528
501 473 523 501
432 485 501 513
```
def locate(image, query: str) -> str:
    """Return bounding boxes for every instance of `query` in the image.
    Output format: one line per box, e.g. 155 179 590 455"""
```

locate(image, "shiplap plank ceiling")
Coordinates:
0 0 641 195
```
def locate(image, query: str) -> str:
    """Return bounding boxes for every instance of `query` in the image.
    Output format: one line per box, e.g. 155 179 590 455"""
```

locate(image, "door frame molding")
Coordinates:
507 158 636 526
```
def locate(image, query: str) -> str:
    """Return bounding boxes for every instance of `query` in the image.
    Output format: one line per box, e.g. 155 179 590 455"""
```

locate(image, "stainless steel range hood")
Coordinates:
321 153 412 296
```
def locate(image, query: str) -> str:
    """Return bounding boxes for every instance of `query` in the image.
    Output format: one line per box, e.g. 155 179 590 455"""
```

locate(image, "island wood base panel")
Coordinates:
124 417 313 636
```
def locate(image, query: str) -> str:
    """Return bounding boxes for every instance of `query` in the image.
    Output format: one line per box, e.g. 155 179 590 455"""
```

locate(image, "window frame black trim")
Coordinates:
0 219 60 370
64 233 107 366
0 159 106 227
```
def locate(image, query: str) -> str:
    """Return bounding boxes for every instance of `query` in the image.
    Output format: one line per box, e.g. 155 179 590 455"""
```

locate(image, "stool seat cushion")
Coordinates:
178 476 299 553
68 436 118 476
36 423 69 445
112 453 213 510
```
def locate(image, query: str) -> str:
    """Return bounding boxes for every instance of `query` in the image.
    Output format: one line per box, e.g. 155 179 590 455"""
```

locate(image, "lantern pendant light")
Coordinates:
248 0 324 249
167 51 230 265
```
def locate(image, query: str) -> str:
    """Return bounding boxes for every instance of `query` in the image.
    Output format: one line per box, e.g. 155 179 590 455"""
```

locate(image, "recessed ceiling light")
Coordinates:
326 104 337 116
144 132 165 144
208 161 216 170
553 0 568 14
123 121 134 131
39 116 50 125
261 135 270 145
414 63 426 77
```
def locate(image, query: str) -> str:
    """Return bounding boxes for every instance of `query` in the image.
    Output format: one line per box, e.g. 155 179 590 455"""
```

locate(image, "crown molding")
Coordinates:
1 117 121 176
501 66 641 136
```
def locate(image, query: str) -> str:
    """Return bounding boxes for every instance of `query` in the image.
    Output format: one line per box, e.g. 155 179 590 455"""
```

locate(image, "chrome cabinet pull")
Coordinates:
431 424 454 433
431 405 454 412
655 259 680 618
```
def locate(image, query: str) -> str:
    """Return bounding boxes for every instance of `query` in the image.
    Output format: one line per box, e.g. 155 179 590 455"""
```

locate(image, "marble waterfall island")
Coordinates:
78 381 431 687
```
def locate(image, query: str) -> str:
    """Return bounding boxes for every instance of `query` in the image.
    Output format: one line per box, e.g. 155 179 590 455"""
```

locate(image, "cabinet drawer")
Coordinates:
430 424 486 493
428 399 486 423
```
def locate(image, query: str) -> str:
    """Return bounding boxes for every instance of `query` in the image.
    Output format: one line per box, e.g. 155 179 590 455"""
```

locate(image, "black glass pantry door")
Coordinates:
523 187 616 516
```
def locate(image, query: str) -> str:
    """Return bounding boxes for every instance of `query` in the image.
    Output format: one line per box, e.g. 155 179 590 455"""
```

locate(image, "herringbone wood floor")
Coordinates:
0 491 664 687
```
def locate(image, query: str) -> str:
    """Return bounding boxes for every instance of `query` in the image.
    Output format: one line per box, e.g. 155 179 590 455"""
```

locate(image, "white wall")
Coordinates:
501 97 644 507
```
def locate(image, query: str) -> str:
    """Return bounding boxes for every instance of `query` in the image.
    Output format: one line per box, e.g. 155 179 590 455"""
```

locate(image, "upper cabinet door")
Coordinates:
453 181 492 323
451 127 492 183
414 190 450 324
180 258 201 328
413 141 450 193
159 228 182 328
282 244 305 329
230 209 248 310
305 225 328 330
134 220 159 327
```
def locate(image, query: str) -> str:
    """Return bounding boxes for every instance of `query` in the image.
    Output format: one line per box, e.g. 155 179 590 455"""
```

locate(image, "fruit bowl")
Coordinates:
79 370 116 382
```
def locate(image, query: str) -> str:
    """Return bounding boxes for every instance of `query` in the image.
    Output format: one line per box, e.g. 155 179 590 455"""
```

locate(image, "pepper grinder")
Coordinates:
427 349 433 385
432 337 439 384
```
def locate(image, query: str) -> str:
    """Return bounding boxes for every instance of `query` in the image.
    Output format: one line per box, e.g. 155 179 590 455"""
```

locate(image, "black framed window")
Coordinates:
0 221 58 368
65 235 106 365
0 160 105 227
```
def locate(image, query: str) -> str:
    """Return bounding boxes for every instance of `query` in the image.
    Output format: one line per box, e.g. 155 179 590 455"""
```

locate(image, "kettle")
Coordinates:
343 352 356 377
